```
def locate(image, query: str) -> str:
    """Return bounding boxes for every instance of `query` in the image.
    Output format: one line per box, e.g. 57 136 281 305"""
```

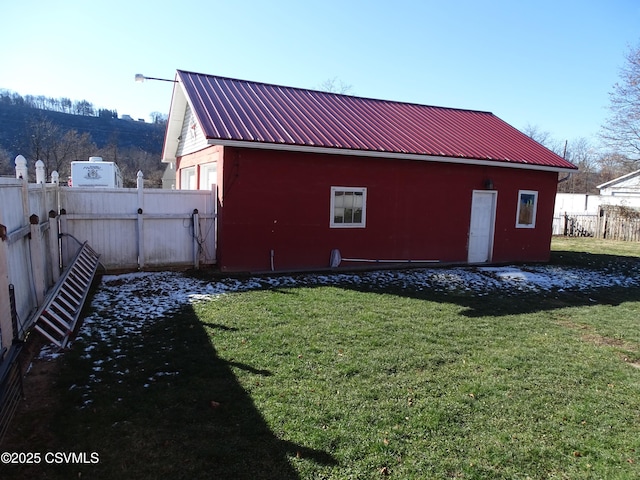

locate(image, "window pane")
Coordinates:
331 187 366 228
344 208 354 223
519 193 535 225
353 208 362 223
516 190 537 228
343 192 354 209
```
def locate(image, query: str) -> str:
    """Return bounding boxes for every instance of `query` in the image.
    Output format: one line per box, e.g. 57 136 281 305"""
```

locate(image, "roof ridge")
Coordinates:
170 69 577 172
176 69 495 116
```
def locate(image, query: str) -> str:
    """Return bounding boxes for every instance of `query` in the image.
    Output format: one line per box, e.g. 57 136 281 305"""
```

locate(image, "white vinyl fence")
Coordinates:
1 161 217 444
1 178 59 351
0 173 217 353
59 174 216 271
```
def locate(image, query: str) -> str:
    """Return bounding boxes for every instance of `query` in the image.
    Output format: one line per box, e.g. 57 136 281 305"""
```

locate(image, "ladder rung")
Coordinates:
60 286 82 303
70 268 91 282
66 276 85 294
50 301 74 319
55 294 78 312
34 242 100 348
36 316 66 339
73 260 93 276
34 324 64 348
79 252 98 265
69 273 90 288
42 308 73 331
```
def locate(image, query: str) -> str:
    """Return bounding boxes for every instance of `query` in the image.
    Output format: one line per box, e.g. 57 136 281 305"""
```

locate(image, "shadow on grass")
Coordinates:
3 304 335 480
190 249 640 319
344 280 640 319
549 249 639 269
459 249 640 317
297 250 640 318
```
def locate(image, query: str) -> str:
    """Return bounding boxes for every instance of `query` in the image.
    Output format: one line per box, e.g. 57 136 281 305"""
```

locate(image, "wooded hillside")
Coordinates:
0 91 166 187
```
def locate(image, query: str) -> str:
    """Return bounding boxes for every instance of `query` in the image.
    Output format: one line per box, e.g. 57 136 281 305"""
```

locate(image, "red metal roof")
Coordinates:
176 70 577 171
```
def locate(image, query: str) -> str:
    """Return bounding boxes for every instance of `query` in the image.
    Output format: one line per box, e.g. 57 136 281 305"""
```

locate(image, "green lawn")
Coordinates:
3 237 640 479
551 236 640 258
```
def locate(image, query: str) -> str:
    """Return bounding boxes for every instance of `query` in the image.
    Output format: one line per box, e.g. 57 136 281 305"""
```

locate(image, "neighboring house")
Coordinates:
553 170 640 219
552 171 640 236
597 169 640 197
161 70 577 273
553 171 640 238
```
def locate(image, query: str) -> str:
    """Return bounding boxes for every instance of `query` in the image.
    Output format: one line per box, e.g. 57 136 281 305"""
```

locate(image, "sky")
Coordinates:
1 0 639 146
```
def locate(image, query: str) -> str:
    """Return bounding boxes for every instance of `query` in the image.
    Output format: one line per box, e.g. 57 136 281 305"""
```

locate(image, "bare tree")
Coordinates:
318 77 354 95
26 117 98 179
597 152 636 181
73 100 95 116
522 123 564 156
0 146 13 176
28 117 62 176
50 130 96 178
60 97 72 113
523 123 552 146
150 111 168 125
600 43 640 167
557 137 600 193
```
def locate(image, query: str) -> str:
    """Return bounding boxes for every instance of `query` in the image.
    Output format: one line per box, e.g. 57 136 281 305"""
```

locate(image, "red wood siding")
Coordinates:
214 146 557 272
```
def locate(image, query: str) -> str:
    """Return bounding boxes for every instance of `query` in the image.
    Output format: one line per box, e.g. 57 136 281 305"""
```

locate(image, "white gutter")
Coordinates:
207 139 577 174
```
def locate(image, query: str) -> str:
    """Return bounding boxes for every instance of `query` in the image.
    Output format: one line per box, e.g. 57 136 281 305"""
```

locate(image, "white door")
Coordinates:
468 191 497 263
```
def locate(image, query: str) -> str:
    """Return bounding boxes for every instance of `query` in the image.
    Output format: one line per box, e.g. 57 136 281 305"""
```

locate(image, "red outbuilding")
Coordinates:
161 70 577 273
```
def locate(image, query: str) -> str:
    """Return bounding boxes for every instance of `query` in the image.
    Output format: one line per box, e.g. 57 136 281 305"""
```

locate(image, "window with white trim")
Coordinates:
199 162 217 190
516 190 538 228
180 166 197 190
330 187 367 228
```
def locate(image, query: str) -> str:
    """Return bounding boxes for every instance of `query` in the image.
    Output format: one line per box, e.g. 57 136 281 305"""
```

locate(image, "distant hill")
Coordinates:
0 103 165 156
0 101 167 185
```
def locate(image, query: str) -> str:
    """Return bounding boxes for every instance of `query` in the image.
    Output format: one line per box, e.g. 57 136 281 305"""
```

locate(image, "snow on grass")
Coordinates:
37 263 640 407
65 264 640 347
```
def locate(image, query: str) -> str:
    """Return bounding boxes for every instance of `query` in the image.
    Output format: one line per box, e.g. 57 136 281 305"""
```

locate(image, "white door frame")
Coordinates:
468 190 497 263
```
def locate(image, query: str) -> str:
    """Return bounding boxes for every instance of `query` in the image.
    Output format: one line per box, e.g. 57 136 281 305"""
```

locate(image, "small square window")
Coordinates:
516 190 538 228
330 187 366 228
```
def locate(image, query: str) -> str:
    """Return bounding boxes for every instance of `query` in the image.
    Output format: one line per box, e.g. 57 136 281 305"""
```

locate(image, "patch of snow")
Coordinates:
38 262 639 408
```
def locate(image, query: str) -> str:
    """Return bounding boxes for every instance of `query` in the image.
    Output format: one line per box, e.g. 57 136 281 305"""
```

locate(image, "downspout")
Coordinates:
558 139 572 184
558 173 572 184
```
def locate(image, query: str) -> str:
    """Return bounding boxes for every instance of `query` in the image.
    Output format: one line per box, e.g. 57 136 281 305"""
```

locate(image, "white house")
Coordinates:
597 169 640 197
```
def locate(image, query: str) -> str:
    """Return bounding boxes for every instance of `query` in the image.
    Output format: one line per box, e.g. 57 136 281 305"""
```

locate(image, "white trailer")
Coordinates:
70 157 123 188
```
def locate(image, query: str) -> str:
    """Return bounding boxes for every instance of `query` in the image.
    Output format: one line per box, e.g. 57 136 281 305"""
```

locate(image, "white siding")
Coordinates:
176 103 209 157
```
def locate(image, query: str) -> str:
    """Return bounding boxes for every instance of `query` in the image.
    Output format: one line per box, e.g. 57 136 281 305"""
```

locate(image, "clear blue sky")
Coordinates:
1 0 639 145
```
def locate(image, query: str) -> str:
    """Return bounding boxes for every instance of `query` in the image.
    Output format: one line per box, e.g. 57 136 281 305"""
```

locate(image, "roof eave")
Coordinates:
206 138 578 173
161 75 188 164
596 169 640 189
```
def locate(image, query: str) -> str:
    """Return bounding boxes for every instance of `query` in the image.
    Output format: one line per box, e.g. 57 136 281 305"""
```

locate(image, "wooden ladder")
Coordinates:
34 242 101 348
